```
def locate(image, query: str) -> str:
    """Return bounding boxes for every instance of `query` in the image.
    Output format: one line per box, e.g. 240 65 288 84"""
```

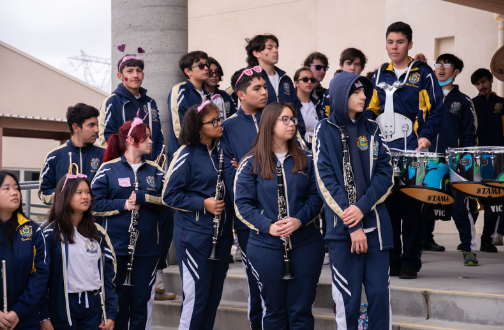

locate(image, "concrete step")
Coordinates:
160 268 504 327
152 299 503 330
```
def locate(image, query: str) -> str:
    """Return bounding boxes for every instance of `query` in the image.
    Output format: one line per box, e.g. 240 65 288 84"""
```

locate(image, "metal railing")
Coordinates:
19 180 50 220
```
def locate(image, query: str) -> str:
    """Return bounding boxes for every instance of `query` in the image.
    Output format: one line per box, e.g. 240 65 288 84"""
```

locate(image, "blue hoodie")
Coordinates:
167 80 209 160
313 72 394 249
91 155 167 257
234 151 323 249
98 84 164 161
38 140 105 204
162 142 233 237
39 222 117 327
220 107 262 231
0 213 48 329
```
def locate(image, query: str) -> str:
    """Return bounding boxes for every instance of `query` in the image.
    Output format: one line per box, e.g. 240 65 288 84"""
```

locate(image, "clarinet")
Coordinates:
100 255 107 324
123 176 139 286
2 260 7 313
277 162 294 280
208 149 225 260
340 128 357 205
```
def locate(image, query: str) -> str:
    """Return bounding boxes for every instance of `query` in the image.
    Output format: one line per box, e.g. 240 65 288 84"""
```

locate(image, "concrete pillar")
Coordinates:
494 14 504 97
112 0 188 265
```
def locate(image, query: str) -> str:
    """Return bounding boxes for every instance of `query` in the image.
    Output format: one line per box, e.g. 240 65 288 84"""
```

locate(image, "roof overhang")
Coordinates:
443 0 504 15
0 114 70 140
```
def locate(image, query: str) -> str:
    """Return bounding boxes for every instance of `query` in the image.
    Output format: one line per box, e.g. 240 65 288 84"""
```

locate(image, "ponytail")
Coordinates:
103 133 123 162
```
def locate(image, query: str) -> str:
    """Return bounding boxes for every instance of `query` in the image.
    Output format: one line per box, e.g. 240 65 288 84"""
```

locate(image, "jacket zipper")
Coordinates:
79 147 82 174
252 115 259 132
276 74 287 102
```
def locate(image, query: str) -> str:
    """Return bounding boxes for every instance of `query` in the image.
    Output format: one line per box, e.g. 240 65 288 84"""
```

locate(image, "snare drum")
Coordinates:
447 147 504 199
395 152 454 205
481 147 504 188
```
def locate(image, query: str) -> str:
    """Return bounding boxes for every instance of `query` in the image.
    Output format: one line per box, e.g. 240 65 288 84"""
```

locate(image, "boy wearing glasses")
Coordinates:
221 67 268 330
366 21 443 279
313 72 394 330
303 51 330 100
245 34 297 106
167 51 211 160
204 57 237 120
471 68 504 253
423 54 479 265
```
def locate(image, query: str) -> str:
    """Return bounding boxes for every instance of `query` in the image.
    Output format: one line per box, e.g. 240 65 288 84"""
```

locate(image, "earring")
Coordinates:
199 132 203 138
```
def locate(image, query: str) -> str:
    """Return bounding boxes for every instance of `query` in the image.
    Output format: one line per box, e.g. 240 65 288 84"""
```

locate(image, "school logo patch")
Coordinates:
495 102 503 111
90 158 100 171
150 108 159 122
224 102 231 115
85 240 99 254
373 141 379 158
450 102 462 114
283 82 290 95
408 73 420 85
146 176 156 189
357 136 368 151
19 225 32 240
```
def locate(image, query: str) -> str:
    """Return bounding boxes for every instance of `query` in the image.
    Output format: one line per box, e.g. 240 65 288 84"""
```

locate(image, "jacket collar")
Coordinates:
237 107 262 122
66 139 95 152
185 79 208 96
385 56 419 73
16 212 30 228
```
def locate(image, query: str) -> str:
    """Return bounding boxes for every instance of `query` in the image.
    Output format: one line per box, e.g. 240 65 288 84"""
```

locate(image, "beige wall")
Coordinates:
188 0 499 98
0 41 108 170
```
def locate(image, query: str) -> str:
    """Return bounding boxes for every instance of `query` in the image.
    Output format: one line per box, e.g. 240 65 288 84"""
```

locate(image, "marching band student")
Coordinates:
313 72 393 330
220 67 268 330
302 52 330 101
204 57 237 120
168 51 211 160
424 54 478 266
366 21 443 279
245 34 297 105
163 101 233 330
0 171 48 330
40 175 117 329
98 54 164 162
339 48 367 76
234 102 324 330
471 68 504 253
91 118 166 330
294 67 327 147
39 103 105 204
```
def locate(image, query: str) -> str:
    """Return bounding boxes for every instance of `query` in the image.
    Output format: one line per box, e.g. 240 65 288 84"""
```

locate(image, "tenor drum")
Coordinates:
395 151 454 205
447 147 504 199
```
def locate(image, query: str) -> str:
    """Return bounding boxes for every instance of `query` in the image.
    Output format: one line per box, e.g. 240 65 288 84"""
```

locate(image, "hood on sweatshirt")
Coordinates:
113 83 148 102
328 71 373 126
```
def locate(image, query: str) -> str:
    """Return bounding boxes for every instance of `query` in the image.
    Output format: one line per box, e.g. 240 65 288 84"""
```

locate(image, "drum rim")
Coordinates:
447 146 504 153
391 152 446 157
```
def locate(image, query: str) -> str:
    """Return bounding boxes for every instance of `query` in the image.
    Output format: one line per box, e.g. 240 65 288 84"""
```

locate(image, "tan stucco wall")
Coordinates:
0 41 108 169
188 0 499 98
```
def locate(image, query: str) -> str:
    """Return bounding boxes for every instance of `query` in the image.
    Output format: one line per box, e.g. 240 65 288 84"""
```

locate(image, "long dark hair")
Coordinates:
0 171 25 250
179 103 220 146
103 120 149 162
47 175 99 243
245 102 307 179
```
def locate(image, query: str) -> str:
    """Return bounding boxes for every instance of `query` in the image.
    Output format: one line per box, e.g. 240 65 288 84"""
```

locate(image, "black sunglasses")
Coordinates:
209 69 221 77
309 64 329 71
297 77 317 83
190 63 210 70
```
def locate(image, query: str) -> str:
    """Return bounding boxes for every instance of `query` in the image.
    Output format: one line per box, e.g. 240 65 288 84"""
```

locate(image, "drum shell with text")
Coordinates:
481 148 504 188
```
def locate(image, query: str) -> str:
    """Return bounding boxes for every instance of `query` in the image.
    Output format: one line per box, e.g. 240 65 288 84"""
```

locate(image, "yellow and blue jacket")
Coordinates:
0 213 48 329
366 58 443 150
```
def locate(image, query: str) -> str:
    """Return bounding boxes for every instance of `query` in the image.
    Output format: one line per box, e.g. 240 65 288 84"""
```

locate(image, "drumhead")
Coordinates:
394 152 446 158
448 146 504 154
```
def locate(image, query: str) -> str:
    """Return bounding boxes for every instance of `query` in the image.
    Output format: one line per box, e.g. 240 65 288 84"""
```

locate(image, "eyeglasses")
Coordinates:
297 77 317 83
433 63 453 69
190 63 210 70
278 116 298 125
309 64 329 71
60 173 88 193
209 69 221 77
202 117 224 127
235 66 263 89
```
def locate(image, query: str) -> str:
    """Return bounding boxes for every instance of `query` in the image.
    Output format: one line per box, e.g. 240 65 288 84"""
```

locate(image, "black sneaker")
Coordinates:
480 238 498 253
422 239 446 252
457 243 463 251
399 266 417 279
390 262 401 276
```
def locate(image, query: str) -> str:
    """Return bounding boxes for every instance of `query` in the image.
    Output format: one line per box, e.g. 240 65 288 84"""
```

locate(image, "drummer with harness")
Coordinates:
366 22 443 279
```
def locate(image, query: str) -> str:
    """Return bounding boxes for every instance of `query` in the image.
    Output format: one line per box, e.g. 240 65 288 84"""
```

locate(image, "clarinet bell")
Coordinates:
208 241 219 261
282 259 295 280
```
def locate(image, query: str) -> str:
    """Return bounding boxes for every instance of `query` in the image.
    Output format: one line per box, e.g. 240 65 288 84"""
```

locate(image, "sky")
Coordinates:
0 0 112 91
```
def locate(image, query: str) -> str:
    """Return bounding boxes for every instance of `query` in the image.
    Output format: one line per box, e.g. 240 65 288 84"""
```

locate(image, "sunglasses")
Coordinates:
433 63 453 69
235 66 263 89
297 77 317 83
202 117 224 127
309 64 329 71
209 69 221 77
190 63 210 70
278 116 298 125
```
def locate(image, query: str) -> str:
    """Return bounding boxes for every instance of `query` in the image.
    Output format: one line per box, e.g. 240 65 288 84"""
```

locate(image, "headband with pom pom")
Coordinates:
127 109 149 140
